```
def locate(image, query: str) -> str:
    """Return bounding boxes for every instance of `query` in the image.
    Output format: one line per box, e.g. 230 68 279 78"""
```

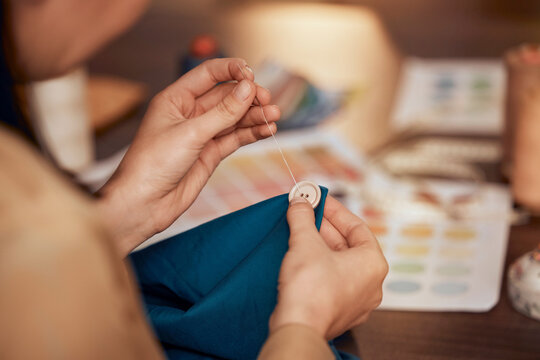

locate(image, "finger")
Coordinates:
168 58 254 98
254 84 272 105
181 123 277 192
323 196 377 248
215 105 280 138
196 82 272 113
210 123 276 161
286 198 319 243
240 104 280 128
193 79 257 141
320 218 349 251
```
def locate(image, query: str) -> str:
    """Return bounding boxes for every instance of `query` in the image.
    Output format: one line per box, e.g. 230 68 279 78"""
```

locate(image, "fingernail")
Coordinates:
245 64 254 74
290 196 309 205
234 80 252 101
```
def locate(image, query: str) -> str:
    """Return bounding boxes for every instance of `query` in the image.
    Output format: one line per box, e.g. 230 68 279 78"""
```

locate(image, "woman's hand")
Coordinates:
270 196 388 340
98 58 280 255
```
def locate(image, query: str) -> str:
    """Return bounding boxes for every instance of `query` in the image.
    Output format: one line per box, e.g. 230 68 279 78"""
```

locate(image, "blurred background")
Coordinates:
87 0 540 157
25 1 540 358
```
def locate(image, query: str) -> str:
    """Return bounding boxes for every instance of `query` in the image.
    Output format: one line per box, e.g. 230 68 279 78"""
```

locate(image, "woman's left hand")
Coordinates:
98 58 280 255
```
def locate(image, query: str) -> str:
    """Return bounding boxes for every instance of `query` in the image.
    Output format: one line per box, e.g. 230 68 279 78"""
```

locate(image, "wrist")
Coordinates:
96 179 152 256
269 303 330 340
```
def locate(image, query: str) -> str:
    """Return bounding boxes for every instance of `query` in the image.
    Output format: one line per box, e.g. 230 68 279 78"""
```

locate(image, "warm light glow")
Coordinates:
219 2 402 151
219 3 398 88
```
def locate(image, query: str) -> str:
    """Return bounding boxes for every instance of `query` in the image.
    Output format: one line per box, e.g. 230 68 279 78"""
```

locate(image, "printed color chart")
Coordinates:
392 58 505 135
359 181 511 311
143 131 511 312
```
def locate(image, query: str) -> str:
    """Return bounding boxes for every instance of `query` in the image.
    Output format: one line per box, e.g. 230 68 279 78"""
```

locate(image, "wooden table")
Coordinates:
343 222 540 360
90 2 540 358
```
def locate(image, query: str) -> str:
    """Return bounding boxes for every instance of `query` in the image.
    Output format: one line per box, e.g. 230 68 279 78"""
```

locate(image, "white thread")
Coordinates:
237 64 300 194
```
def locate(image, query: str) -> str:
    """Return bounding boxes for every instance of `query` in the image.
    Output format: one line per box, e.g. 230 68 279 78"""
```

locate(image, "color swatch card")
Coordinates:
353 181 511 312
392 58 505 135
137 130 511 312
141 130 365 246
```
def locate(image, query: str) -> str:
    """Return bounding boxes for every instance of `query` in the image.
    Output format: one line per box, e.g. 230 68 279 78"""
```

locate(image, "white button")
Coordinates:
288 181 321 209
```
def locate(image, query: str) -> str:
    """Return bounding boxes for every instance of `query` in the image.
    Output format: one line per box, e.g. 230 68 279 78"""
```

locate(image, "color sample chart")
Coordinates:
141 131 511 312
359 181 511 311
142 131 365 246
183 132 363 226
392 58 505 135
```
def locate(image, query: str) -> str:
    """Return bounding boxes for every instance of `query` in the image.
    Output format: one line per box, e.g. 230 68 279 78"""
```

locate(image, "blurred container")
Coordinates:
508 244 540 321
504 44 540 213
26 67 94 173
219 3 401 152
178 34 223 76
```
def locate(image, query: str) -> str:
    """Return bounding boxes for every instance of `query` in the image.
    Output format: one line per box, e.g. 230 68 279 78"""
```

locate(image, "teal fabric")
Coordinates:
130 187 358 360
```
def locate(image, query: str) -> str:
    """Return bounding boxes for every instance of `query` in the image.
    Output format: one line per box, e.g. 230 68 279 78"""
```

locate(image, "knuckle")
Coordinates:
288 204 314 221
201 59 221 83
232 57 248 69
201 58 218 69
373 290 384 308
332 242 348 251
375 256 390 278
381 256 390 276
364 256 388 281
349 222 370 238
382 259 390 277
216 97 238 119
287 216 316 235
181 123 201 143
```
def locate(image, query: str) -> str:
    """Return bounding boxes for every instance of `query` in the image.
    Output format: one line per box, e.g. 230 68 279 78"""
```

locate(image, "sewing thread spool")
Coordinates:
504 44 540 213
508 244 540 321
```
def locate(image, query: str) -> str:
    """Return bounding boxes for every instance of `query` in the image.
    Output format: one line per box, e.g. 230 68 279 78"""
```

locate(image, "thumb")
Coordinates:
286 197 319 245
195 80 256 140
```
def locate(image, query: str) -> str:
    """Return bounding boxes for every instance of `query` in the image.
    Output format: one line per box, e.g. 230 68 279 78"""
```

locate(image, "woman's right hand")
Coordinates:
270 195 388 340
97 58 279 255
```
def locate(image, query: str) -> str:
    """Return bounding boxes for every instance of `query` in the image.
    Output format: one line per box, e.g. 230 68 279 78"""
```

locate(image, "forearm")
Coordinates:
258 324 334 360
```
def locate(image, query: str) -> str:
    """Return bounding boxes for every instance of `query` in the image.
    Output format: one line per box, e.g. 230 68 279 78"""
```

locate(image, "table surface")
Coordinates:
345 221 540 360
89 2 540 359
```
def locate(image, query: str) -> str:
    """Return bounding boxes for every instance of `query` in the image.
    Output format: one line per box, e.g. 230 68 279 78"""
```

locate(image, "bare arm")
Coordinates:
258 196 388 358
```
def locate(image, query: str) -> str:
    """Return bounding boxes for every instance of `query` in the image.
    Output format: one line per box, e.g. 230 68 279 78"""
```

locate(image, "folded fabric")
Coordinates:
130 186 357 360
